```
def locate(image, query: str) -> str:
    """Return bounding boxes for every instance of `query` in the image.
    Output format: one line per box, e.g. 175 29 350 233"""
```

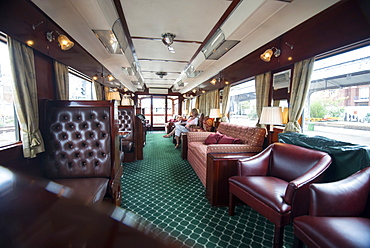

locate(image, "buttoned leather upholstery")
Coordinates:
118 107 135 153
293 167 370 248
228 143 332 248
41 100 121 206
118 106 136 162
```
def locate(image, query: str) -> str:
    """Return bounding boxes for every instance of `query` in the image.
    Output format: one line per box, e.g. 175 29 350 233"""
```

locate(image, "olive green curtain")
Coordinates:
255 72 271 128
8 37 45 158
284 57 315 132
104 86 110 100
194 95 199 110
198 89 220 116
93 81 103 100
53 60 69 100
220 85 231 122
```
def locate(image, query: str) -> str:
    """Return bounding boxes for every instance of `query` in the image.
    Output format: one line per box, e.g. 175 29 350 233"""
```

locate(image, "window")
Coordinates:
0 35 19 147
228 79 257 126
304 45 370 146
69 71 95 100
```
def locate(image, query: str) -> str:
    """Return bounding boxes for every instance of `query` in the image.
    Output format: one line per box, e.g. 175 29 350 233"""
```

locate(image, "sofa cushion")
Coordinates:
218 135 236 144
53 177 109 205
205 133 222 144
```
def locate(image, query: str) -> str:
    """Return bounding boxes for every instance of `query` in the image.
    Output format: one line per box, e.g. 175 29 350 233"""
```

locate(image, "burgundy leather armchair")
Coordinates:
293 167 370 248
228 143 332 248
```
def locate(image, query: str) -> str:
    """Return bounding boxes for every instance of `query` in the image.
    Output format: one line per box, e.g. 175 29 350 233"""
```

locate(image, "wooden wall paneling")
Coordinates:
280 0 370 67
221 0 370 86
34 51 55 100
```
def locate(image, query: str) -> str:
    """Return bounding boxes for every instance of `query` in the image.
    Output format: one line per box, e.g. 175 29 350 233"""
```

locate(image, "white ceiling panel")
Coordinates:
120 0 231 41
139 60 187 73
32 0 340 92
133 39 200 61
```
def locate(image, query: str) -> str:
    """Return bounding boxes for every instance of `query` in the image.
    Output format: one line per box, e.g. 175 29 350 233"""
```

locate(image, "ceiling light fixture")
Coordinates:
156 71 168 79
93 30 122 54
210 78 217 85
46 31 74 51
162 33 176 53
260 47 281 62
202 28 239 60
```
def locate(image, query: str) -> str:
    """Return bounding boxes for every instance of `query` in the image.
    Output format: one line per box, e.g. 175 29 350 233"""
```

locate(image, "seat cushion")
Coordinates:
294 216 370 248
121 140 134 152
53 178 109 205
229 176 291 225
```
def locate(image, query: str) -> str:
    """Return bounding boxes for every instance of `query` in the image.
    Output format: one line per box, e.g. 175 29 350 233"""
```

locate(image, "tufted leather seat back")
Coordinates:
117 106 135 154
117 107 135 141
42 101 113 179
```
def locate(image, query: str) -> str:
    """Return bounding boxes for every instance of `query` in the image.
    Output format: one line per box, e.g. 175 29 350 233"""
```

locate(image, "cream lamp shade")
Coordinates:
282 107 289 124
121 98 133 106
106 91 121 101
209 109 221 118
259 107 283 125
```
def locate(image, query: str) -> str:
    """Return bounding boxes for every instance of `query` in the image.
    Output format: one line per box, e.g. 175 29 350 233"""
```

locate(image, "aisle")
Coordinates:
121 132 294 248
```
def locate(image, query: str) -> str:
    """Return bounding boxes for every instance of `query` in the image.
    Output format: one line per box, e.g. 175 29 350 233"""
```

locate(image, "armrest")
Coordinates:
309 167 370 217
236 144 273 176
284 154 332 204
188 131 213 142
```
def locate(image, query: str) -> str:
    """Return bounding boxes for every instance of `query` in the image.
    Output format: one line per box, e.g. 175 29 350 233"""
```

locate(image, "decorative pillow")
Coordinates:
218 135 236 144
203 117 214 132
204 133 222 144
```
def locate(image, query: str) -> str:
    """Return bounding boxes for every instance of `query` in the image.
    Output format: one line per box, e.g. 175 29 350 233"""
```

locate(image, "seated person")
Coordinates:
163 108 199 149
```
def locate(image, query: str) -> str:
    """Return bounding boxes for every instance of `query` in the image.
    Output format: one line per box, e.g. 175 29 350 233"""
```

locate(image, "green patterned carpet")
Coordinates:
121 132 294 248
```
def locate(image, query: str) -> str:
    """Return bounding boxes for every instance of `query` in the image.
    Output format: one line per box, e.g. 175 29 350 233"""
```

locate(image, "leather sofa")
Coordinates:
293 167 370 248
187 122 266 186
40 100 122 206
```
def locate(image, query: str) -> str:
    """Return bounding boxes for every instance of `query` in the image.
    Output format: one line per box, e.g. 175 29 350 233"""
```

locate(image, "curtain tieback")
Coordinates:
21 129 41 147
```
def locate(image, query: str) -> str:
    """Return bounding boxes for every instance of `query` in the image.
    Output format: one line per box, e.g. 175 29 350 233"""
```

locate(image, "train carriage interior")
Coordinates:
0 0 370 247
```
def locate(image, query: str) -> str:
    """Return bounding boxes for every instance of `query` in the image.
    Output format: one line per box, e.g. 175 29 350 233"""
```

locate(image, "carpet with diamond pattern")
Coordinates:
121 132 294 248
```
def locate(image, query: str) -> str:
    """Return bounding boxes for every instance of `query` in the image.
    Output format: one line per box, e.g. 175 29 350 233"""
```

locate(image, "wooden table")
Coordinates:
0 166 179 248
206 152 257 207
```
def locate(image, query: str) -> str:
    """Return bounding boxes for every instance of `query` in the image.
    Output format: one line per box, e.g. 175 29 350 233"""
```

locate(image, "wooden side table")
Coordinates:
206 152 257 207
181 133 188 160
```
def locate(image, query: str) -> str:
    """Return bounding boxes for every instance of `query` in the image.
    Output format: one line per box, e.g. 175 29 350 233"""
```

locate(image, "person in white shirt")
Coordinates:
163 108 199 148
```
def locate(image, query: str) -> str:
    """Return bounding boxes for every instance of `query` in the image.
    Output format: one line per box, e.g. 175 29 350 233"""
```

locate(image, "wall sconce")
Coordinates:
260 47 281 62
107 74 115 81
46 31 74 50
210 78 217 85
92 74 114 81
